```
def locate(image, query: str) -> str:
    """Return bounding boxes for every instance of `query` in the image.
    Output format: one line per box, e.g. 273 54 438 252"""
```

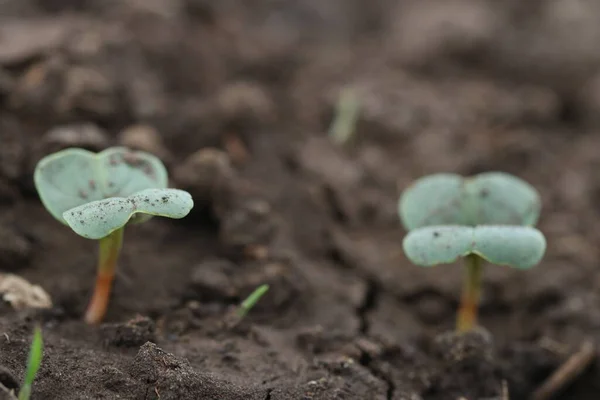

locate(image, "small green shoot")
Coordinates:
237 284 269 319
399 172 546 332
34 147 194 324
328 87 361 145
18 326 43 400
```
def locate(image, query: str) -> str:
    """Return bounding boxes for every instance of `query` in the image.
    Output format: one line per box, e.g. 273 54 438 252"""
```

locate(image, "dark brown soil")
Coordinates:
1 0 600 399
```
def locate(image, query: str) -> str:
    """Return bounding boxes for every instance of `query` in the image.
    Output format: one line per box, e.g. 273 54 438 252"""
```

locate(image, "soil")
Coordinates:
1 0 600 399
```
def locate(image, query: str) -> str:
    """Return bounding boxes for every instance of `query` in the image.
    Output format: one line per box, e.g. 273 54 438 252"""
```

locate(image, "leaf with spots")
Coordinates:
34 147 168 224
63 188 194 239
399 172 541 230
402 225 546 269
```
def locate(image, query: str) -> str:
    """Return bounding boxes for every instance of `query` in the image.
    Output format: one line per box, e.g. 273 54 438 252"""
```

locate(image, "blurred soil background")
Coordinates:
1 0 600 399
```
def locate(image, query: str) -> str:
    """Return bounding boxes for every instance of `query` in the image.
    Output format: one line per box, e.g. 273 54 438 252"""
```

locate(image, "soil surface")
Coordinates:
1 1 600 399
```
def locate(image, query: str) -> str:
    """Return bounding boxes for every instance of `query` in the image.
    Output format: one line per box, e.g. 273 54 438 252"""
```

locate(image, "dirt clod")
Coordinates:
427 328 501 400
173 147 237 209
129 342 265 400
0 366 18 392
0 19 69 66
101 315 156 348
118 124 171 161
41 123 109 153
0 273 52 310
219 199 277 255
189 258 237 301
0 226 31 271
215 81 276 130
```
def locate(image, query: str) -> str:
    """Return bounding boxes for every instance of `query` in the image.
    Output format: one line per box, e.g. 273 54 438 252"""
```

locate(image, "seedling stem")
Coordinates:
457 254 483 332
84 227 124 324
237 284 269 318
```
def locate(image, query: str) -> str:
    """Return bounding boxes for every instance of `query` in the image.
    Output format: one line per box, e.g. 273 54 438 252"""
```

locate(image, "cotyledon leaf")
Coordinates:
34 147 168 224
402 225 546 269
63 188 194 239
467 172 541 227
472 225 546 268
398 172 541 230
398 173 468 231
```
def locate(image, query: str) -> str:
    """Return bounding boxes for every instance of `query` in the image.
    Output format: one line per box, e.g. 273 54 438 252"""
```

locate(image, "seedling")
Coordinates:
18 325 43 400
399 172 547 332
225 284 270 328
237 284 269 319
34 147 194 324
328 86 361 145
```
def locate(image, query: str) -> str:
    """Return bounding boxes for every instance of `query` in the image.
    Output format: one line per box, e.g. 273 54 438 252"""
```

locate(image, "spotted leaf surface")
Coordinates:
399 172 541 230
63 188 194 239
402 225 546 269
34 147 168 224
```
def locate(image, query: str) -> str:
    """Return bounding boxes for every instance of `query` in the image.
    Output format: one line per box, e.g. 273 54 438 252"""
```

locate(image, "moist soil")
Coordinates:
2 1 600 399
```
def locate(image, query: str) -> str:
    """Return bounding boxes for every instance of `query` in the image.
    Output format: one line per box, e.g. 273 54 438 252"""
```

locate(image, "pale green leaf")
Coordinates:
34 147 168 224
467 172 541 227
399 173 467 230
403 225 546 269
399 172 541 230
63 188 194 239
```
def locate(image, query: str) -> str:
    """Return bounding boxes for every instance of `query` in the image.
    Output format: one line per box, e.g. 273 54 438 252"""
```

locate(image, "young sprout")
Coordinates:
399 172 547 332
34 147 194 324
18 326 43 400
328 86 361 145
237 284 269 319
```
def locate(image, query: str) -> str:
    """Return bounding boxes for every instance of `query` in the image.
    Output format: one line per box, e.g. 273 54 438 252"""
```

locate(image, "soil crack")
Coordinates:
264 388 273 400
357 279 379 335
358 350 395 400
357 279 394 398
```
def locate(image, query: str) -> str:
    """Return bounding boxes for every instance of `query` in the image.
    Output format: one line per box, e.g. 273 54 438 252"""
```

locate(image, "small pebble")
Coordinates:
101 315 156 348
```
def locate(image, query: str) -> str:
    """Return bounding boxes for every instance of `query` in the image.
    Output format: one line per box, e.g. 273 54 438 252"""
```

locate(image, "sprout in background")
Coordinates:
328 86 361 146
225 284 270 329
237 284 269 319
399 172 546 332
34 147 194 324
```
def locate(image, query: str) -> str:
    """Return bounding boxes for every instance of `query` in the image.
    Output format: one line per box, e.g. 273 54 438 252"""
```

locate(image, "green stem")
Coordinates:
84 227 124 324
237 284 270 318
17 387 31 400
328 87 361 145
18 326 43 400
456 254 483 333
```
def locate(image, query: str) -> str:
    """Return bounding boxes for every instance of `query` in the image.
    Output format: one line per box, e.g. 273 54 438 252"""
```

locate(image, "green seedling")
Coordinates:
224 284 269 329
328 86 361 145
18 326 43 400
237 284 269 319
399 172 546 332
34 147 194 324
